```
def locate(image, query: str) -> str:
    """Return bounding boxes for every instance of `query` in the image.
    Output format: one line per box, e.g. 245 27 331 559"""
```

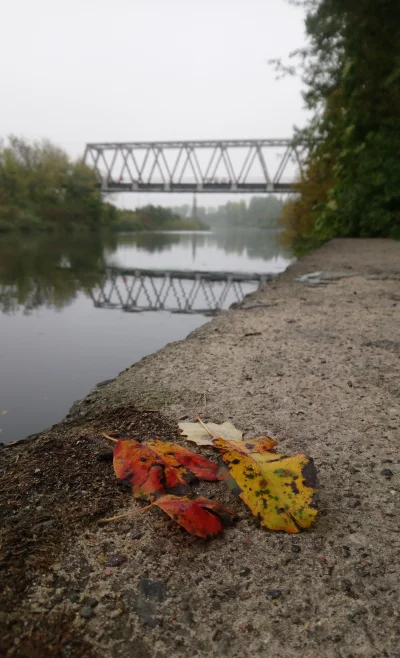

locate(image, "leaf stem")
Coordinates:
102 432 118 443
195 413 215 438
99 504 154 524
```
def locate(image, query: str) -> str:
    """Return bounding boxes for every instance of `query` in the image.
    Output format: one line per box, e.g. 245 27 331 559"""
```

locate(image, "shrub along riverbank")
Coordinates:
0 137 207 233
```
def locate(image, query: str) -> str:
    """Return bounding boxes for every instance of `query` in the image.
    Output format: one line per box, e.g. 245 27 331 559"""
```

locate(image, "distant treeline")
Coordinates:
0 137 206 233
171 196 285 229
113 206 207 232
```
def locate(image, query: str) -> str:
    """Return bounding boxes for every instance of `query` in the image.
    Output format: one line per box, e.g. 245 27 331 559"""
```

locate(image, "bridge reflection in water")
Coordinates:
90 267 272 315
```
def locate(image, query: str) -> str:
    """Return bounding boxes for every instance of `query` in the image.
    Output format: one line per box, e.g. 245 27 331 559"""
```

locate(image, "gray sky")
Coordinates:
0 0 307 206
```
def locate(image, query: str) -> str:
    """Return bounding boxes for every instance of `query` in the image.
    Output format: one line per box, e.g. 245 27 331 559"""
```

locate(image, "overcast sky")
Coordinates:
1 0 308 206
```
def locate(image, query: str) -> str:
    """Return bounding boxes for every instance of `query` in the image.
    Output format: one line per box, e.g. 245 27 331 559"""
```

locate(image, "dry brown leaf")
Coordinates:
179 420 242 446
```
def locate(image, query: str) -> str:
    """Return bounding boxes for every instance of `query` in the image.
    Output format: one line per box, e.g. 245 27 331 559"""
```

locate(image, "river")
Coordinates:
0 230 293 443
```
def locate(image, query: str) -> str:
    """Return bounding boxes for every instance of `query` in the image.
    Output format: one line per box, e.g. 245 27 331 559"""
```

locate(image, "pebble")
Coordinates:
238 591 251 600
80 605 94 619
106 553 127 567
381 468 393 479
291 544 301 553
239 567 251 577
265 589 282 600
139 578 166 601
85 597 99 608
68 591 80 603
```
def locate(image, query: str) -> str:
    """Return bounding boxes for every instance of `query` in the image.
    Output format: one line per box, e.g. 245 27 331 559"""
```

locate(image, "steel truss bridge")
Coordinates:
84 139 304 194
90 267 271 314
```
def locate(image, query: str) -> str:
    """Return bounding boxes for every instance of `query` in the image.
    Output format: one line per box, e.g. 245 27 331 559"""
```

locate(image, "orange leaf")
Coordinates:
153 495 236 538
144 439 219 481
113 438 219 499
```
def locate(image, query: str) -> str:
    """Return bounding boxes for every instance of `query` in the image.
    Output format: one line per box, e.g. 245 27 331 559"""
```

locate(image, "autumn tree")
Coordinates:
0 136 112 231
279 0 400 253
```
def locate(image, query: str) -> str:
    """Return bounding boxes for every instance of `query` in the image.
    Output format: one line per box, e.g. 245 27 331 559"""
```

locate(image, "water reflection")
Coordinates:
92 269 272 315
112 229 290 267
0 230 292 443
0 234 117 315
0 230 291 314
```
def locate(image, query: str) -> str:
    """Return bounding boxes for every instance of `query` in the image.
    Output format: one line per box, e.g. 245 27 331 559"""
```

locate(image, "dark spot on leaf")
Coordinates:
301 458 318 490
290 480 300 495
232 459 240 465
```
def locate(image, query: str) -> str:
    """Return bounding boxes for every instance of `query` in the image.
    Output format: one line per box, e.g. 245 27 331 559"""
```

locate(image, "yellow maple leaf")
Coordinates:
214 437 318 533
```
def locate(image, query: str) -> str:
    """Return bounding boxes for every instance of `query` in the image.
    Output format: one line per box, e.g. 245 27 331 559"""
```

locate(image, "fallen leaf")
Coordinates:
221 436 278 453
154 495 236 537
144 439 219 480
102 495 236 538
113 438 219 499
179 420 243 446
214 437 318 533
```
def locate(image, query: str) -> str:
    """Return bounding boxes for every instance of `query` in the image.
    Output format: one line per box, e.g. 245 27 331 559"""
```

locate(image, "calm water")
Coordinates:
0 230 293 443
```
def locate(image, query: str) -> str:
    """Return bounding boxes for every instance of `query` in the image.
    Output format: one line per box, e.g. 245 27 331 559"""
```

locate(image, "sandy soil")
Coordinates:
1 238 399 658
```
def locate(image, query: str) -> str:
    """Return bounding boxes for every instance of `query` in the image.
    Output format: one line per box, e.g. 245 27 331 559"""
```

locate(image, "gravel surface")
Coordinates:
1 238 399 658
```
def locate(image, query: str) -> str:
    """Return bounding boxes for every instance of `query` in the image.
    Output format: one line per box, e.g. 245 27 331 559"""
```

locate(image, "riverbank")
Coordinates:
0 216 208 234
1 238 399 658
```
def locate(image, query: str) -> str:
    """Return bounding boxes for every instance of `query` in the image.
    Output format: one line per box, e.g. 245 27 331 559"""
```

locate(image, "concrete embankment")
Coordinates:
1 238 399 658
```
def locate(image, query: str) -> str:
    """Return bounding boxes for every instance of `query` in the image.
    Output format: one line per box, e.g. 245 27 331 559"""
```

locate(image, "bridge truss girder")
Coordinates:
83 139 305 194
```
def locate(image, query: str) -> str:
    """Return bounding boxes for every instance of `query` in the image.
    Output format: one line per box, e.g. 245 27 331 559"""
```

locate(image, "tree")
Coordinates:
279 0 400 251
0 136 111 230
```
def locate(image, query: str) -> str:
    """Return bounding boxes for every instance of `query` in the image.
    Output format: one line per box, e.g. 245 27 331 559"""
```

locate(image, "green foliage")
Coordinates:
280 154 334 256
279 0 400 251
0 136 112 232
113 205 208 232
